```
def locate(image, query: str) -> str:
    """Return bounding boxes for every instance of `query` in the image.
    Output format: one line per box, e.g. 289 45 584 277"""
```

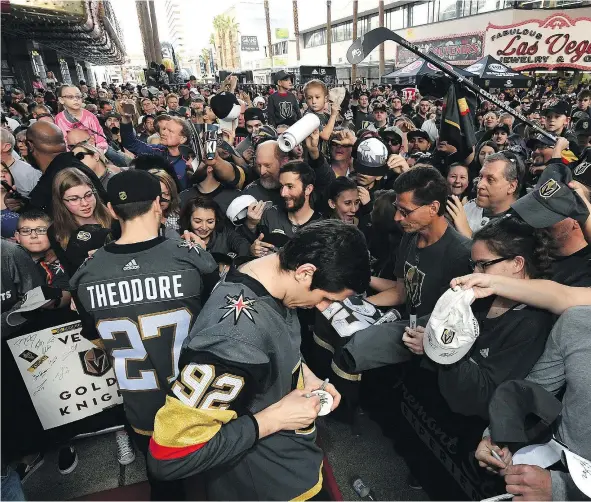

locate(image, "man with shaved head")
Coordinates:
26 121 107 214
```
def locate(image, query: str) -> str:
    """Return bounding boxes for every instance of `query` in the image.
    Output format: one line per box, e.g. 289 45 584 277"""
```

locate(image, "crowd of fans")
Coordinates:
1 68 590 501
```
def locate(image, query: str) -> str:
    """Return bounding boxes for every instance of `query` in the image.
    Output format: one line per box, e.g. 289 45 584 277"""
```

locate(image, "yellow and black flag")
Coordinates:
440 81 478 161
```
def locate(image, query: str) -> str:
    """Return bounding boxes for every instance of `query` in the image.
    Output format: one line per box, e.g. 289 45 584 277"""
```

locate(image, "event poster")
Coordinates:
7 321 122 430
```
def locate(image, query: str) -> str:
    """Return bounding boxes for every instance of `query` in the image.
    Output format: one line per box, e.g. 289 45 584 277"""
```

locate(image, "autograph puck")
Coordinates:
311 389 333 416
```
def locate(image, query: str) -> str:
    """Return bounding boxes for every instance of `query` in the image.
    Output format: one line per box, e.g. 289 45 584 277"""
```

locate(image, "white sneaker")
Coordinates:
116 431 136 466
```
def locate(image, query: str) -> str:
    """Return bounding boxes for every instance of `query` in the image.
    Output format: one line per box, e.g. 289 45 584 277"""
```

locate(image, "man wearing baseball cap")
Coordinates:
71 169 217 500
368 101 388 131
236 107 266 159
407 129 432 159
574 117 591 151
512 163 591 286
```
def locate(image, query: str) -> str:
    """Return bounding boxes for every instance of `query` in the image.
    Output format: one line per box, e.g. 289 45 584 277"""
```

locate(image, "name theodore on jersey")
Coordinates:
86 274 184 309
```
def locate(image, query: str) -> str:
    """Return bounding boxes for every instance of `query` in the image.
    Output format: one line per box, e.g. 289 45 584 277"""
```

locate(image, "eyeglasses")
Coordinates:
62 95 83 100
63 190 95 204
469 256 514 271
392 202 425 218
74 151 94 160
17 226 48 236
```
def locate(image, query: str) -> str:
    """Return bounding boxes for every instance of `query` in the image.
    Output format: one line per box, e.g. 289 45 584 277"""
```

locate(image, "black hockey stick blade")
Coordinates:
346 27 557 144
347 27 393 65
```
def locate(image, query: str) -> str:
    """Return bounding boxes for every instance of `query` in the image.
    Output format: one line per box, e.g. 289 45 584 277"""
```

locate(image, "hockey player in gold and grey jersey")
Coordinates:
148 220 371 500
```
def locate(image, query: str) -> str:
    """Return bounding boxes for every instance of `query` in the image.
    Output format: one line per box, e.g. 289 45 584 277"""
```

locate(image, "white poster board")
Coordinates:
7 321 123 430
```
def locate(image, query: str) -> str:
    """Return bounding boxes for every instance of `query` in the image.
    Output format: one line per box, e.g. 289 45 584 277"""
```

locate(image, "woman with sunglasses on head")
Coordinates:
403 214 556 419
71 142 119 189
179 196 250 258
54 85 108 152
48 168 112 276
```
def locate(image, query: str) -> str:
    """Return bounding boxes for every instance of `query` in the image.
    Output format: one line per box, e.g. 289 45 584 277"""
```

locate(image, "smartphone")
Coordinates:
220 140 238 158
1 181 24 199
262 201 273 211
205 126 218 161
122 103 135 115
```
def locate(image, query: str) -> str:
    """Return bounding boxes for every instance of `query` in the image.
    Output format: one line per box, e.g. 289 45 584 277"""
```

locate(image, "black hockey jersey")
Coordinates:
70 236 218 434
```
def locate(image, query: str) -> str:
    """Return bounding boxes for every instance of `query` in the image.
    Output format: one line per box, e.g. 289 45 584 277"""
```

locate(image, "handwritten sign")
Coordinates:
7 321 122 430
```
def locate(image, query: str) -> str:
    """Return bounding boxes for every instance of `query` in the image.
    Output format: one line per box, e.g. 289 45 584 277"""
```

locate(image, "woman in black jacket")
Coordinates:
179 196 251 258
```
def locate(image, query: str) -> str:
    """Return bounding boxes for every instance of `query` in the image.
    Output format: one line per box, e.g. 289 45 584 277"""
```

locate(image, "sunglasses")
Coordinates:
74 151 94 160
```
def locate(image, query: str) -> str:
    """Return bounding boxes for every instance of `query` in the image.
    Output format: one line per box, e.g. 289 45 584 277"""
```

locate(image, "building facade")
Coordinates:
297 0 591 84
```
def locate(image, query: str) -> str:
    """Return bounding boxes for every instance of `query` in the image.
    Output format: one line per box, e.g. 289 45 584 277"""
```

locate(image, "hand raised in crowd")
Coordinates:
250 233 275 257
402 325 425 355
242 147 255 164
305 129 320 160
437 141 457 155
504 464 552 501
357 186 371 206
387 154 410 174
221 128 235 146
331 129 356 147
246 201 265 230
552 136 570 159
475 436 512 475
446 194 472 238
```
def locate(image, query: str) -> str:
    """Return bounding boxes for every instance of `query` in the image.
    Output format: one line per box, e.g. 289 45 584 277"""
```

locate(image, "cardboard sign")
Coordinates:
7 321 122 430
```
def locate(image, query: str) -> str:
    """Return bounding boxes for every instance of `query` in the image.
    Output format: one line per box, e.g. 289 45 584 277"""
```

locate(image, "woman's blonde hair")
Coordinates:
51 168 111 248
72 141 109 167
149 169 179 217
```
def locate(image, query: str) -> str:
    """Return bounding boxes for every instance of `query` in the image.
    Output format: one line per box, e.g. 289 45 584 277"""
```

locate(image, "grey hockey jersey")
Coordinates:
148 267 325 500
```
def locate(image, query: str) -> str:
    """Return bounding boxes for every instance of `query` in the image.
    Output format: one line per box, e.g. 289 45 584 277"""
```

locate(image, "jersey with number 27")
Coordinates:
70 236 218 434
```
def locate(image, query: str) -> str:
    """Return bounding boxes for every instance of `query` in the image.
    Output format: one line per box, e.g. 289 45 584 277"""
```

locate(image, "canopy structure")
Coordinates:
384 56 473 86
465 55 533 89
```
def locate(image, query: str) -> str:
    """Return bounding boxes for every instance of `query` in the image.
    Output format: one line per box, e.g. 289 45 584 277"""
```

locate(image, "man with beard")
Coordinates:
447 151 523 238
236 108 265 161
411 98 430 129
389 97 404 123
368 101 388 131
247 161 323 257
24 122 107 215
138 115 156 143
526 133 555 179
354 92 372 132
379 126 405 156
179 151 240 215
406 130 432 168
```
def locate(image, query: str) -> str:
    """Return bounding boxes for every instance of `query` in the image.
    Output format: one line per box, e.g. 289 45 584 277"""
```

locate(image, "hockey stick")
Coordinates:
347 27 556 143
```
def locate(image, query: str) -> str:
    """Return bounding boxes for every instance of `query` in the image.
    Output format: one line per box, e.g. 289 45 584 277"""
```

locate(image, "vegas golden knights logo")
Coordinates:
79 347 111 377
539 179 560 198
441 328 455 345
404 262 425 308
574 162 590 176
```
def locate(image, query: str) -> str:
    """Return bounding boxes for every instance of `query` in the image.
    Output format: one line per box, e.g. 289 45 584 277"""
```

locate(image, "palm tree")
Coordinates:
226 17 240 70
213 15 226 69
352 0 358 82
201 48 211 77
264 0 272 68
293 0 300 61
379 0 385 80
327 1 332 66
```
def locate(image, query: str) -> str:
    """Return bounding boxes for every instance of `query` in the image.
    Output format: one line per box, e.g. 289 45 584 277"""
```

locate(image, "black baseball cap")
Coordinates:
352 136 389 176
542 101 569 117
274 70 294 84
492 124 510 135
489 380 562 446
107 170 162 206
511 163 590 228
574 118 591 136
407 129 431 142
371 101 387 113
525 133 554 150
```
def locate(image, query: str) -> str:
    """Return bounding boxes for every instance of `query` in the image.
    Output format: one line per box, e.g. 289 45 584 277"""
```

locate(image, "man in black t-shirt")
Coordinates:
367 167 472 316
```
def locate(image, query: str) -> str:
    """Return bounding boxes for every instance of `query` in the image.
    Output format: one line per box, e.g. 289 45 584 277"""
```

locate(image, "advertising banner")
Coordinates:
7 321 122 430
241 35 259 52
485 13 591 70
397 33 484 66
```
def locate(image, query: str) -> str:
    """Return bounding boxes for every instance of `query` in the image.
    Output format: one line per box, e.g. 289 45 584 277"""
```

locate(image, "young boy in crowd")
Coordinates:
267 70 301 127
303 79 340 157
